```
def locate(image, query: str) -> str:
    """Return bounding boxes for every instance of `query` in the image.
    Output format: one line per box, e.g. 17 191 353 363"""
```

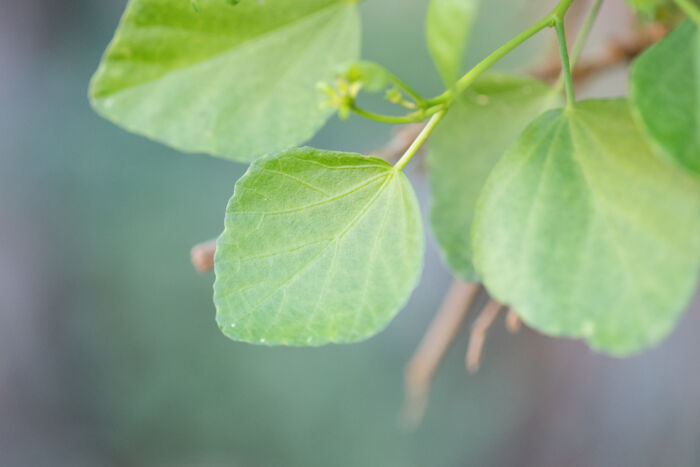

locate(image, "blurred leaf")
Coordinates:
214 148 424 345
89 0 360 161
472 99 700 355
426 0 479 87
630 20 700 176
343 60 397 93
427 73 558 280
624 0 672 15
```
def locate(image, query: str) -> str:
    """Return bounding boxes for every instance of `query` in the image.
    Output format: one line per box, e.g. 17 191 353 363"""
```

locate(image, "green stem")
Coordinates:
555 20 576 107
349 104 440 124
427 16 554 106
387 74 426 105
427 0 578 106
555 0 603 92
551 0 577 19
570 0 603 68
351 0 579 122
675 0 700 25
394 110 446 171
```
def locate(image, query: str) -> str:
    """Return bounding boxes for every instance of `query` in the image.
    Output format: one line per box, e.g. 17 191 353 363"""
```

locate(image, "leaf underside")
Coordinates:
89 0 360 161
214 148 424 346
630 20 700 176
472 99 700 355
428 73 558 280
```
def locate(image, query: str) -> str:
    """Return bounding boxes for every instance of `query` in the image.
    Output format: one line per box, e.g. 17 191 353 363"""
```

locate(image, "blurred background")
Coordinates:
1 0 699 465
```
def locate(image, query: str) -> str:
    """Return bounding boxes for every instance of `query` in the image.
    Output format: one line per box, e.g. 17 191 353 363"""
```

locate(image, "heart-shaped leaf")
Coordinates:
472 99 700 355
214 148 424 346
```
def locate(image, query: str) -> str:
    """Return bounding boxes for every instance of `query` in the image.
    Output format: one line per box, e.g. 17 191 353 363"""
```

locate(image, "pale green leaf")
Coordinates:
630 20 700 176
427 74 558 280
472 99 700 355
426 0 478 87
90 0 360 161
214 148 424 346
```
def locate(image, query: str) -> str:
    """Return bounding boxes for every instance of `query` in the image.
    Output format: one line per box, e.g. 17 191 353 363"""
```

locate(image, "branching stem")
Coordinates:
394 110 446 171
427 16 554 107
555 20 576 107
555 0 604 93
349 103 443 124
466 299 503 373
386 73 427 105
363 0 579 169
352 0 579 125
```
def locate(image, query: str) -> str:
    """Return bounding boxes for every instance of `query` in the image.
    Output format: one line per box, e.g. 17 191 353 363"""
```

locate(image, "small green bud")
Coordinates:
385 88 402 104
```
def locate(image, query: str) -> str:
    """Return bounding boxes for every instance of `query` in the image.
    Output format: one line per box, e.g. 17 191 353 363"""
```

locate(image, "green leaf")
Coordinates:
427 74 558 280
624 0 672 15
89 0 360 161
472 99 700 355
343 61 396 93
425 0 479 87
630 20 700 176
214 148 424 346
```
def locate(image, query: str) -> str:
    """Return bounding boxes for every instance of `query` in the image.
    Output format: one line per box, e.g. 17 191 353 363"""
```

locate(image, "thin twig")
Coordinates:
466 299 503 373
505 308 522 334
190 239 217 273
402 280 481 427
531 24 667 85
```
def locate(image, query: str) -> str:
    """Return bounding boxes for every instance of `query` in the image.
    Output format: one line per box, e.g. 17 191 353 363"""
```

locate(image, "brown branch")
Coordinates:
505 308 522 334
402 280 481 427
190 239 217 273
466 299 503 373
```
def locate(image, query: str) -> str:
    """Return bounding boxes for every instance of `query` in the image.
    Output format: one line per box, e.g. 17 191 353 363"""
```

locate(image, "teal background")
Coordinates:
1 1 699 466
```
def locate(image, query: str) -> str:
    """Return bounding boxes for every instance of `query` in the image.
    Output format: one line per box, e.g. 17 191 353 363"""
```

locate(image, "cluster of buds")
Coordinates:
318 61 423 120
317 78 362 120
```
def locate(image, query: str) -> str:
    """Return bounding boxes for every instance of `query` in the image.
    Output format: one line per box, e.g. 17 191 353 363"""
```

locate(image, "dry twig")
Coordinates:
190 239 217 273
401 280 481 427
466 299 503 373
505 308 522 334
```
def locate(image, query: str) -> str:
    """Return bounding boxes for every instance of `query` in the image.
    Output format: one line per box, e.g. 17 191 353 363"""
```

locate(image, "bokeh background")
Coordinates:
2 0 699 465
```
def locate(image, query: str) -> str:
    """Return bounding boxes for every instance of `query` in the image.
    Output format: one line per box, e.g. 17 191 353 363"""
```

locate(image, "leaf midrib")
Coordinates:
569 116 668 323
220 171 396 330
